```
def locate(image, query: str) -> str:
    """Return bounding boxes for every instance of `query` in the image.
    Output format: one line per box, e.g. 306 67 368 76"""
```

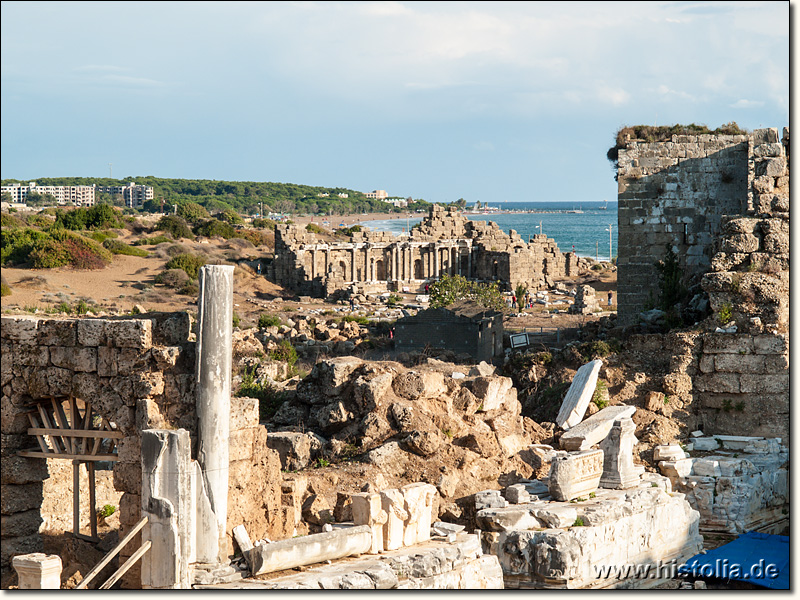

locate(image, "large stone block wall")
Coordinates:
616 127 788 325
1 313 285 586
616 133 750 325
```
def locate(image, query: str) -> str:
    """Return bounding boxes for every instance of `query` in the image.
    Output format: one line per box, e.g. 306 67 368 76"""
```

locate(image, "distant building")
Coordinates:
364 190 389 200
0 182 96 207
337 193 349 198
394 300 504 363
96 182 154 208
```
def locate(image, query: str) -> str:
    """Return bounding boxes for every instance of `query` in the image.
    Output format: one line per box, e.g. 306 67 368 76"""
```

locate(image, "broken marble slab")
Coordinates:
476 506 543 532
653 444 688 462
475 489 508 511
548 449 603 501
431 522 465 537
555 359 603 430
559 405 636 451
504 484 530 505
530 505 579 529
659 458 694 479
692 437 721 451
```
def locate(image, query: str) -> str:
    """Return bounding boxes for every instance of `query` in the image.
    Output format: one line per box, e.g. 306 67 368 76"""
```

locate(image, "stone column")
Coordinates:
434 244 440 278
467 246 472 278
141 429 192 589
311 249 317 279
195 265 233 565
408 246 413 281
325 249 331 274
12 554 62 589
351 247 357 281
454 247 459 275
365 247 370 283
599 418 645 489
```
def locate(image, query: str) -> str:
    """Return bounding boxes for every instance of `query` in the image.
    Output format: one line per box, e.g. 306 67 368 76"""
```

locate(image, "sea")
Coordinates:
361 201 618 262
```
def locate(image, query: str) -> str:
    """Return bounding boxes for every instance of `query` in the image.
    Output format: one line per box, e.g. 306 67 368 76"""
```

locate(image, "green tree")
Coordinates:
428 274 506 312
514 284 528 311
177 201 209 223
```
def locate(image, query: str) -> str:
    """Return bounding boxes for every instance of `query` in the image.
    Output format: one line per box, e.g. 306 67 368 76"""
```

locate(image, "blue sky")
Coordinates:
0 1 789 204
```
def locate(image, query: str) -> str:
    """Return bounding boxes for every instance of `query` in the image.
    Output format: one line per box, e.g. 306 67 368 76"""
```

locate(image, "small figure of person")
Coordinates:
349 297 355 311
608 291 613 306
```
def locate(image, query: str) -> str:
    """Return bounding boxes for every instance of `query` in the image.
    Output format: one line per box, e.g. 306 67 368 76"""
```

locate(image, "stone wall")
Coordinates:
270 206 568 298
616 127 788 325
1 313 285 586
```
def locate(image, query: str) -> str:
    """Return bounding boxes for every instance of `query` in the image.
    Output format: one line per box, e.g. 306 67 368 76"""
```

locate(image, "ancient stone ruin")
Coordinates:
269 205 571 297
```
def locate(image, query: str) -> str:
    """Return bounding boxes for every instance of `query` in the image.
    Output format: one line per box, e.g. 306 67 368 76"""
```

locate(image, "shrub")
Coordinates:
103 239 149 257
252 218 277 230
592 380 609 409
164 253 207 280
1 282 10 297
236 366 291 421
232 312 241 328
156 215 193 239
177 201 209 223
216 209 243 225
99 504 116 518
155 268 191 288
194 218 236 239
178 280 199 296
258 314 282 328
234 228 266 246
269 340 298 367
1 227 50 265
133 234 173 246
29 231 112 270
717 302 733 325
306 223 325 234
1 213 24 228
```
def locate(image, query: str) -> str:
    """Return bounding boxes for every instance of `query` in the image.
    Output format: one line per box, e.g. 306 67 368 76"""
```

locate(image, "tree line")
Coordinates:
1 177 433 217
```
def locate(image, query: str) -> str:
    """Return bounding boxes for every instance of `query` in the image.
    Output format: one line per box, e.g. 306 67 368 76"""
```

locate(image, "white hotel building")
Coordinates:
1 181 154 209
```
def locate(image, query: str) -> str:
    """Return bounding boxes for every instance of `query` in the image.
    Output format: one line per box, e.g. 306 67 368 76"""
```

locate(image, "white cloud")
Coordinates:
74 65 127 73
731 99 765 108
596 85 631 106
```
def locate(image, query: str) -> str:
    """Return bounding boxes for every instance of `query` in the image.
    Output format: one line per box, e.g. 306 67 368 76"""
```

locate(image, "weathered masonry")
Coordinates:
394 301 504 363
270 206 572 297
616 127 789 325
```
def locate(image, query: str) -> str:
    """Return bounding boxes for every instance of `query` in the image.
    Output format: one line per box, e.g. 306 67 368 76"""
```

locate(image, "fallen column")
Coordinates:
244 526 373 576
195 265 234 564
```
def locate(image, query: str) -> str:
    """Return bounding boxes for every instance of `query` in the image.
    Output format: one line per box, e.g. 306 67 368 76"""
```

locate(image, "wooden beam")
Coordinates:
51 398 74 454
75 516 148 590
73 461 80 538
17 450 119 462
26 428 123 439
88 462 98 540
99 540 151 590
36 404 62 454
26 413 50 454
81 402 93 454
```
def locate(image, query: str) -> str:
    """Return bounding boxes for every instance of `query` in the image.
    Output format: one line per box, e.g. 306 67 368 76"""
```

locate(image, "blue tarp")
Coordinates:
679 531 789 589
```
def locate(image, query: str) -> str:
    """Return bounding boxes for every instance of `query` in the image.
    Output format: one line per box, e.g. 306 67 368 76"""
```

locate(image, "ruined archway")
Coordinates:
376 259 387 281
413 259 423 280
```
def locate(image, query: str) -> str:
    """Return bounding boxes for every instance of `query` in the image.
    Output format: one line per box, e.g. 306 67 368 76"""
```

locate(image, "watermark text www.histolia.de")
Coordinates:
594 558 780 581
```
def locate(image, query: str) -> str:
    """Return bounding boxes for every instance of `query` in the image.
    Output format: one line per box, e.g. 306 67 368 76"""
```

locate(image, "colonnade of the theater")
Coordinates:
302 241 475 284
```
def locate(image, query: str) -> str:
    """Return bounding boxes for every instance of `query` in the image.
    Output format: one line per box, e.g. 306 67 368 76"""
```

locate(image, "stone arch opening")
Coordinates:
413 259 423 280
376 260 387 281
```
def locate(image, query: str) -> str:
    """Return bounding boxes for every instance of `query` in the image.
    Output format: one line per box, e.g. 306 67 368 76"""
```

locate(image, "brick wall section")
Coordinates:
1 312 286 585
